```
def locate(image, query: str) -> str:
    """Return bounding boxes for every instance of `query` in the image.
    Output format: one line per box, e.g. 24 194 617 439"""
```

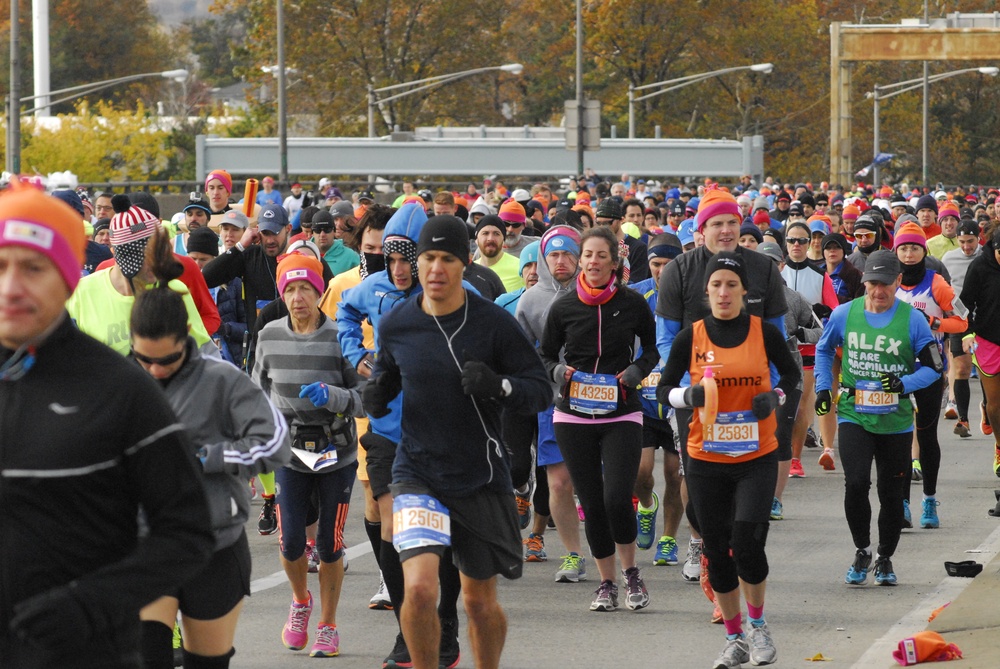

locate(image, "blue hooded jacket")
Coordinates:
337 204 479 442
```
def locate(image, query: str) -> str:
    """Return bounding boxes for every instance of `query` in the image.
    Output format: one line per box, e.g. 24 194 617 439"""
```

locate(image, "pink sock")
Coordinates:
747 603 764 620
723 613 743 637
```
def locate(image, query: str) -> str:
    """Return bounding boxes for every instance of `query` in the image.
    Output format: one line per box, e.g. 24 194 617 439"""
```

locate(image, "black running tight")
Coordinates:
554 420 642 560
910 375 944 498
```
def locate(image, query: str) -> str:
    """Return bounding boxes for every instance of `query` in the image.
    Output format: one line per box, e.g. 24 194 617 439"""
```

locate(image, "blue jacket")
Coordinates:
213 278 247 366
495 287 526 317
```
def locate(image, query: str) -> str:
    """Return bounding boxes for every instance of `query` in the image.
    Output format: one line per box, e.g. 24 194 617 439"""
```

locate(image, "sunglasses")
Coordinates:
312 225 334 233
131 347 185 366
786 237 810 245
854 231 876 240
507 222 524 228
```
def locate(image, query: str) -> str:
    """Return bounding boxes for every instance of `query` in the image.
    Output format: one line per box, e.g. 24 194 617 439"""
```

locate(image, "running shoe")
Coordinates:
306 540 319 574
982 401 993 436
172 620 183 667
911 459 923 481
818 448 836 471
653 536 679 565
282 593 312 651
309 624 340 658
902 499 912 529
994 446 1000 478
555 553 587 583
711 602 724 624
955 421 971 438
845 549 872 585
789 458 805 478
944 401 958 419
523 533 547 562
713 635 750 668
369 573 393 610
682 540 703 582
636 491 659 550
700 555 716 605
258 494 278 536
515 492 531 530
804 426 819 449
576 501 586 521
747 622 777 665
920 498 940 529
874 556 897 586
622 566 650 611
382 632 412 669
249 477 259 500
770 497 784 521
439 618 460 669
589 579 619 612
342 544 349 572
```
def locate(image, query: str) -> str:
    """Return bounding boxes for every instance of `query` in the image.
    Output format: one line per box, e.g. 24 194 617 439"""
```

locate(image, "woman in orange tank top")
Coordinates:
656 251 800 668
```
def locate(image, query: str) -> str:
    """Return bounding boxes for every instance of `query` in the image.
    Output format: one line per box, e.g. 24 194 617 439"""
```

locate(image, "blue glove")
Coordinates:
299 382 329 408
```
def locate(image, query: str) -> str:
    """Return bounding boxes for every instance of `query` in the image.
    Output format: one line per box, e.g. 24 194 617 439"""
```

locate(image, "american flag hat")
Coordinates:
110 194 161 246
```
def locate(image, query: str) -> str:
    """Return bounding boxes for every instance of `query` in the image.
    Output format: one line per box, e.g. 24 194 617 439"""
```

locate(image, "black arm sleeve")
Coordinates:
202 247 246 289
655 326 694 405
762 321 801 395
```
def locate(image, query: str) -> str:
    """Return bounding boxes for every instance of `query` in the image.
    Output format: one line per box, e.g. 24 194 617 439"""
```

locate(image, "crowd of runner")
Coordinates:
3 169 1000 669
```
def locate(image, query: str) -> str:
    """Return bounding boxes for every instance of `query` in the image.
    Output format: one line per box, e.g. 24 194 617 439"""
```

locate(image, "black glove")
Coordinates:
751 391 779 420
10 583 94 647
685 384 706 407
812 303 833 321
815 389 832 416
461 360 504 399
362 375 394 418
620 364 644 390
879 372 905 394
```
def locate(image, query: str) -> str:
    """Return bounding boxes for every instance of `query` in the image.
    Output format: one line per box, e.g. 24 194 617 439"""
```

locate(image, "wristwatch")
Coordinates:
774 388 786 406
501 378 513 397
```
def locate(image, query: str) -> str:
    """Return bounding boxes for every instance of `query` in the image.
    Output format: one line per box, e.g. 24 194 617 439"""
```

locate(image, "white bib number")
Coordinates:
568 371 619 415
392 494 451 552
640 363 663 402
702 411 760 457
854 380 898 414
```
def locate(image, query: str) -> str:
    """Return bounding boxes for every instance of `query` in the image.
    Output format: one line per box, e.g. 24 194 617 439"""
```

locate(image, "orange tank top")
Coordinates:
688 315 777 463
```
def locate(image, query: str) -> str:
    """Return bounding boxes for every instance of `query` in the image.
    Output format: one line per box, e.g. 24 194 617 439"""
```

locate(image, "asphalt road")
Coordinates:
229 391 1000 668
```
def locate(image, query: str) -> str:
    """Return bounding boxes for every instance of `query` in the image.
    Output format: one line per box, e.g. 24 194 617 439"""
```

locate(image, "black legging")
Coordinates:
554 420 642 560
910 375 944 498
502 409 536 490
776 387 802 461
685 451 776 594
839 422 911 557
533 464 550 517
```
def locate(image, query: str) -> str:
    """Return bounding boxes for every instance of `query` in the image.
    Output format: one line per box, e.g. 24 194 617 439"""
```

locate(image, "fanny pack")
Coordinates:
293 416 353 453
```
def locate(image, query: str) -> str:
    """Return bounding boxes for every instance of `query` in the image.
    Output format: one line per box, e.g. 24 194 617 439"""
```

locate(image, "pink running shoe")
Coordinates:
282 593 312 651
309 624 340 657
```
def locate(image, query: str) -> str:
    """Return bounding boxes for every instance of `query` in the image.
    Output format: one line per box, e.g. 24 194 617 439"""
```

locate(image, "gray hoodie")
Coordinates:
515 226 580 399
160 338 291 551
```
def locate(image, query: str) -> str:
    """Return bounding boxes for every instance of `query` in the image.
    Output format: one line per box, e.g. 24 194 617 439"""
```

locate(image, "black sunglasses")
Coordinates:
131 347 185 366
507 222 524 228
786 237 810 245
312 225 334 233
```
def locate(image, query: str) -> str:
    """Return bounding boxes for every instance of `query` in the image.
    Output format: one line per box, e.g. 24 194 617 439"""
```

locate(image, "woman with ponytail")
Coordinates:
67 195 211 354
130 272 290 669
539 225 659 613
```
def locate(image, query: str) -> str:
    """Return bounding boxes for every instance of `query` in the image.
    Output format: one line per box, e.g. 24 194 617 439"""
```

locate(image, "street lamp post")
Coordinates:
7 68 189 174
867 66 998 185
628 63 773 139
366 63 523 138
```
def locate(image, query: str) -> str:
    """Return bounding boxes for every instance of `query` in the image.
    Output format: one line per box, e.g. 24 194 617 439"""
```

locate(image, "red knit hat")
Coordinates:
696 187 740 231
277 253 325 296
110 194 161 246
0 177 86 291
753 209 771 226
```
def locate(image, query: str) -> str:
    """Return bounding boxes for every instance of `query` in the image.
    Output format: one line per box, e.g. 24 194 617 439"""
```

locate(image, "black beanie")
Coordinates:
475 214 506 238
705 251 748 289
127 191 161 219
187 226 219 256
418 215 471 266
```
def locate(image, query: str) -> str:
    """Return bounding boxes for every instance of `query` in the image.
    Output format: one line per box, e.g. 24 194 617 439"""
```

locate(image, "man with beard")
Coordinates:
203 202 291 333
475 215 522 293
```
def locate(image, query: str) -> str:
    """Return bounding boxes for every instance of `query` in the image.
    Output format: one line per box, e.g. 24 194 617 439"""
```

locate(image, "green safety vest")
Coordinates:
838 298 915 434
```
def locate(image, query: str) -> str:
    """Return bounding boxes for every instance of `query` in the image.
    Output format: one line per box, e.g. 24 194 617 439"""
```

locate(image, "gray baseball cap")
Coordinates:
860 249 901 284
329 201 355 219
218 209 249 229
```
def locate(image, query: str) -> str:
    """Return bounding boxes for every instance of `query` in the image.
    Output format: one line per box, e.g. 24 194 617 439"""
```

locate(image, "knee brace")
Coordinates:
732 520 770 585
